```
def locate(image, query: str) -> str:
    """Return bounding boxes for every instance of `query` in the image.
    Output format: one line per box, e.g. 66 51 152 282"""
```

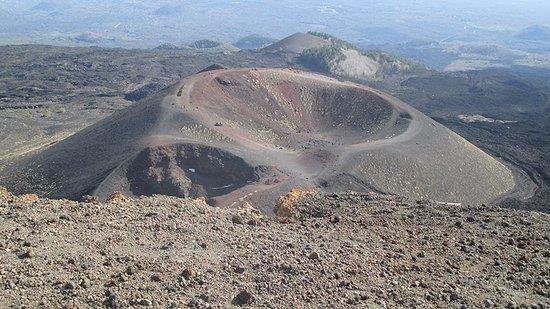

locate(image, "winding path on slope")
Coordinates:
1 68 518 212
130 68 514 211
183 70 417 206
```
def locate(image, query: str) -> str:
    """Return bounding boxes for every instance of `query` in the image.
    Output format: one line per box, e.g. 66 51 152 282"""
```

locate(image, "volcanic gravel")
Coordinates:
1 189 548 308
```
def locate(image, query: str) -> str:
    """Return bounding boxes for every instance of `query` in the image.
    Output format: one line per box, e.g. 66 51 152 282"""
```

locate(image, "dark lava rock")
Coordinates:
63 281 76 290
19 249 36 259
106 294 120 308
233 290 254 306
182 267 197 280
309 251 321 260
232 214 244 225
151 274 162 282
234 265 246 274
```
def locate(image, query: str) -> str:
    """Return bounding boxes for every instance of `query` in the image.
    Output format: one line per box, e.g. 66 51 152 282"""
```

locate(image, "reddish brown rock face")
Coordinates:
274 188 316 219
126 144 262 200
106 192 127 203
20 193 39 202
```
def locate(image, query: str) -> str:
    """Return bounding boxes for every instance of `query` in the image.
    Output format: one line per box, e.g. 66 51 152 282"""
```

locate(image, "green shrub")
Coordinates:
301 32 425 76
299 44 343 73
300 32 368 73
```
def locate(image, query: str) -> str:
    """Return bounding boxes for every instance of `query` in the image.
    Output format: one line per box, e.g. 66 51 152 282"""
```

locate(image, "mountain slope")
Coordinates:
1 190 548 308
0 68 518 210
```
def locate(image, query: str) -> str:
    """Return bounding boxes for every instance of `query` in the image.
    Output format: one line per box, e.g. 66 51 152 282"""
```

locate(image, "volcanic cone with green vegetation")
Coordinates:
298 32 426 80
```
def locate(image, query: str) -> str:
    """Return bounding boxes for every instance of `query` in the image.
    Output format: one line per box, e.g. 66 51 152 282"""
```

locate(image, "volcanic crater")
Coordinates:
0 68 517 212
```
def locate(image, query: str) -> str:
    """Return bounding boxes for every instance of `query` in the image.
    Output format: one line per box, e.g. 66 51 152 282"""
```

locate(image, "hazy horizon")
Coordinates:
0 0 549 48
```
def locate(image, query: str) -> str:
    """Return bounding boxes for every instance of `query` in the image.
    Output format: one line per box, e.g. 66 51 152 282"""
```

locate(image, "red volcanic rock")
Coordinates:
274 188 316 219
20 193 39 202
106 192 127 203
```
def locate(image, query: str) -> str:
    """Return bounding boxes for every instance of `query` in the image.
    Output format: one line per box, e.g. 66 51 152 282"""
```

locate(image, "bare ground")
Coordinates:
0 190 548 308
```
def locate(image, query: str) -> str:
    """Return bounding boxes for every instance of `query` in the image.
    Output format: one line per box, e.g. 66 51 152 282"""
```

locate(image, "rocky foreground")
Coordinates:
0 188 549 308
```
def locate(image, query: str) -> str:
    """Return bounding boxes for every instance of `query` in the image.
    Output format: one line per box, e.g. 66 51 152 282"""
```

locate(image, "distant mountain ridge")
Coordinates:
153 4 182 16
514 25 550 42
